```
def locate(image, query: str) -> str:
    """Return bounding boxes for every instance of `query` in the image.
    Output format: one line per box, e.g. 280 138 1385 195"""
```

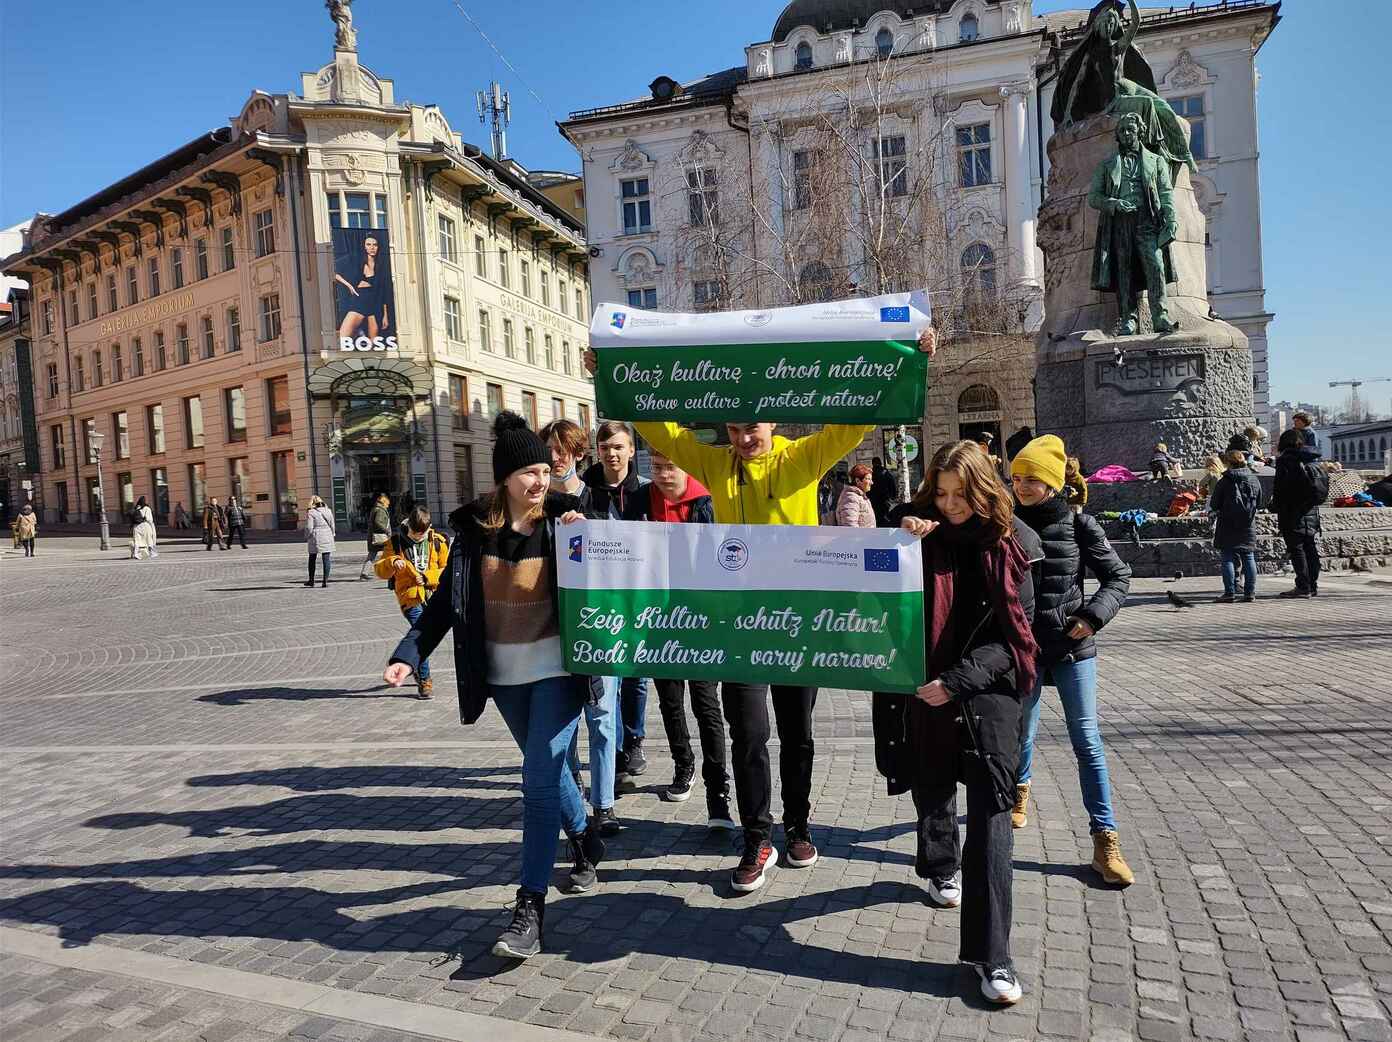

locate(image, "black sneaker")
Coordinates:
664 763 695 803
492 889 544 960
593 807 622 836
706 791 736 831
565 828 605 893
1215 593 1235 604
623 739 647 777
1310 585 1320 597
1241 593 1256 603
1278 588 1310 599
976 963 1022 1004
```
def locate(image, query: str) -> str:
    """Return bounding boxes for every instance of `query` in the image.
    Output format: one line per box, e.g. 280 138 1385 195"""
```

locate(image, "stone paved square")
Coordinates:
1 535 1390 1041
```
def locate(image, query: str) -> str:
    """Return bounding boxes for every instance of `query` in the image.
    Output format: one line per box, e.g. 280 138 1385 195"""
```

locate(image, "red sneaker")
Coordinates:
731 839 778 892
785 826 819 868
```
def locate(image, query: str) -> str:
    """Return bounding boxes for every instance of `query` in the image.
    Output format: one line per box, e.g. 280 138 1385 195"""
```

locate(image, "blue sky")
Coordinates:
3 1 1386 412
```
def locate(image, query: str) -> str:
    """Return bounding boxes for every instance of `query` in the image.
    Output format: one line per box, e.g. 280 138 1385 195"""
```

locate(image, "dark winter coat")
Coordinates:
582 462 649 520
1013 495 1131 671
389 491 594 725
1270 449 1328 537
225 501 247 528
1210 465 1265 552
872 510 1042 799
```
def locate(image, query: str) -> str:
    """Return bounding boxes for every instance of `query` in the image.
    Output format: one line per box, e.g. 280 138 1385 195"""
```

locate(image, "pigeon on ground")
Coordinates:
1167 590 1195 609
1165 571 1184 583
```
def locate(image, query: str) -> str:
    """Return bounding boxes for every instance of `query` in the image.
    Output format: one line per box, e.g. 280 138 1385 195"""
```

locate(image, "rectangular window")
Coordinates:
106 273 118 312
957 123 992 187
225 386 247 443
147 404 165 454
559 278 568 313
687 168 719 226
67 288 78 325
449 373 469 430
86 476 102 518
254 209 275 257
521 390 538 429
228 457 249 503
83 418 97 464
87 281 98 321
201 316 216 359
112 343 123 382
575 286 584 321
345 193 371 229
171 248 185 289
195 238 209 280
267 375 291 436
562 340 573 376
41 298 54 335
126 266 139 305
374 194 388 229
188 462 207 515
875 135 908 197
444 295 463 340
544 333 555 370
455 452 474 505
93 350 104 387
578 402 591 434
259 293 282 342
1168 94 1206 160
176 323 191 366
694 279 724 310
478 309 492 353
551 396 564 421
132 337 144 377
271 450 295 523
151 467 169 520
474 236 487 277
498 249 510 288
46 363 59 398
74 356 85 392
438 215 457 263
221 227 236 271
540 271 551 307
502 318 516 358
112 411 129 459
520 259 531 297
327 193 341 227
627 288 657 309
148 256 161 297
154 330 167 371
621 177 652 234
51 424 65 468
184 395 204 449
525 327 536 364
226 307 242 353
486 382 504 420
117 472 134 517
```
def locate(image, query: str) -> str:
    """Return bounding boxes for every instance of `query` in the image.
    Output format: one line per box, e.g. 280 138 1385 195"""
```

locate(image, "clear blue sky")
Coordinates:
3 1 1386 412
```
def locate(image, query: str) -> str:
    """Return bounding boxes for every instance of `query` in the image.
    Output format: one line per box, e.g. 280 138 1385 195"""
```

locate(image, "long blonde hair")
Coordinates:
308 495 326 509
913 440 1015 543
481 483 546 533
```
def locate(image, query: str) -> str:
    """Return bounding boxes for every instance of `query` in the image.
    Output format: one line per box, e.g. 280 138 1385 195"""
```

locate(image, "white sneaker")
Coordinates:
926 875 962 908
977 964 1023 1005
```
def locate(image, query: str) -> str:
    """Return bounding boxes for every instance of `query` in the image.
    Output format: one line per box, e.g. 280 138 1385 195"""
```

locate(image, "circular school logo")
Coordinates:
717 538 750 571
743 311 773 327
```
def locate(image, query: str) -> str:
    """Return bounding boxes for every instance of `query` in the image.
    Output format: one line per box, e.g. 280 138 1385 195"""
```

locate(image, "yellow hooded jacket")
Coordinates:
374 529 451 609
635 422 873 526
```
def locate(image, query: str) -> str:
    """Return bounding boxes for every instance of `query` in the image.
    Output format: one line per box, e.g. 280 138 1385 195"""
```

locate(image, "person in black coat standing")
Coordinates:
1008 436 1135 887
873 441 1042 1007
1271 428 1329 598
1211 436 1266 602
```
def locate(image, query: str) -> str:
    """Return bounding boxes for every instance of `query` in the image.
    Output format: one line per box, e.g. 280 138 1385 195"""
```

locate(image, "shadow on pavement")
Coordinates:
197 686 405 706
185 765 519 791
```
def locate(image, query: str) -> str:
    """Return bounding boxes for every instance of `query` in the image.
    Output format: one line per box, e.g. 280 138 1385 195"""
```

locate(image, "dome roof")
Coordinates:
770 0 985 43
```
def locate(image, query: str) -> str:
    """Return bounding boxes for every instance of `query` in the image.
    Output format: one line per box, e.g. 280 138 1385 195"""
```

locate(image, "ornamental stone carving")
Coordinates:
614 139 651 173
753 48 772 77
1164 49 1209 90
1003 1 1026 35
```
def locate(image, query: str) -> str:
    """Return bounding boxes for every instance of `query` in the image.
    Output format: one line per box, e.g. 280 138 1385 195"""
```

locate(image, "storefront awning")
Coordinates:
307 356 435 400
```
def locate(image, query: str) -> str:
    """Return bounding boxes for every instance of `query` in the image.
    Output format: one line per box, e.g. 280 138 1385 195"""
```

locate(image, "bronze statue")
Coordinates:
1052 0 1156 126
1087 113 1178 335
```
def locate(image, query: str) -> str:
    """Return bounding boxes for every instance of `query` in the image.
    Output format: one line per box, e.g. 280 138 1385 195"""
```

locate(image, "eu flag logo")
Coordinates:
610 312 626 329
879 306 910 323
569 535 584 562
864 548 899 572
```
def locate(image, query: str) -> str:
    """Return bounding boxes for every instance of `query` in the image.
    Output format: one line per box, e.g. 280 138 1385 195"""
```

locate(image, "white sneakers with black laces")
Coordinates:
976 964 1023 1005
925 875 962 908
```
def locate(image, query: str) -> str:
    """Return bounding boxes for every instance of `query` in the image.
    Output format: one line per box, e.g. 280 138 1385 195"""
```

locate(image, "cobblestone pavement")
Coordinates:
2 535 1391 1042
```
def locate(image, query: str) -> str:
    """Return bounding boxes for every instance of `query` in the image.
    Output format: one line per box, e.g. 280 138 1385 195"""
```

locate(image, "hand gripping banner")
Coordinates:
589 291 931 425
557 520 926 694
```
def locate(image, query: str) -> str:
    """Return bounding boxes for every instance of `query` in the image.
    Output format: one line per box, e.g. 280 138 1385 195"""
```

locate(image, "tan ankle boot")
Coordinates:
1010 783 1030 829
1091 830 1135 886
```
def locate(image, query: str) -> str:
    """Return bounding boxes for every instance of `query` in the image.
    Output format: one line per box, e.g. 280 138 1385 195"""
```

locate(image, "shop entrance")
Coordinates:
348 450 408 529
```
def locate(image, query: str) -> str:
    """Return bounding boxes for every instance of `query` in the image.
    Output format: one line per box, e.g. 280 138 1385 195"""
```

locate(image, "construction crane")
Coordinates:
1329 377 1391 420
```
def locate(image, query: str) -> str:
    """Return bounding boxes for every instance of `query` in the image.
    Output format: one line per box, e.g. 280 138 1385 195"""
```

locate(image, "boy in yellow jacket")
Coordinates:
375 505 450 699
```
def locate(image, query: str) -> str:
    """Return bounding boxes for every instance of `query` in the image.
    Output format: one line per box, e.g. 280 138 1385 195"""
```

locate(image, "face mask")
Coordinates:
556 464 576 482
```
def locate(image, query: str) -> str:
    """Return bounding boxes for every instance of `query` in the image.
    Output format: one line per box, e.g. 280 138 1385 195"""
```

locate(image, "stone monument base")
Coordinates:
1034 320 1253 471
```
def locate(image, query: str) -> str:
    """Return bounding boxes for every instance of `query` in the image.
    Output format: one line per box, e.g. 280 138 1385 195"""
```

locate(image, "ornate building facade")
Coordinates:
3 20 594 529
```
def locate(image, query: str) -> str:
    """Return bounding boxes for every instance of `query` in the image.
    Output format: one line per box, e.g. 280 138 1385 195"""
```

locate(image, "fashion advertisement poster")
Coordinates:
333 227 397 351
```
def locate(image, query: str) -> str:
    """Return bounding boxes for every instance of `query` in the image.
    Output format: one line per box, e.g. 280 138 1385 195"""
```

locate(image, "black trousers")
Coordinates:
227 523 248 549
1283 529 1321 591
720 683 817 843
655 678 728 794
912 759 1014 968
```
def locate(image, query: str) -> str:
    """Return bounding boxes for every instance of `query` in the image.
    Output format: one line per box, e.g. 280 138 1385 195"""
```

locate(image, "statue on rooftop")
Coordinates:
327 0 357 52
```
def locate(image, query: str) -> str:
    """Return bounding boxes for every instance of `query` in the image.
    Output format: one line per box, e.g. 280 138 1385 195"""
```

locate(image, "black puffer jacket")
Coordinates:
1211 464 1265 552
582 462 649 519
1270 449 1327 537
1014 495 1131 669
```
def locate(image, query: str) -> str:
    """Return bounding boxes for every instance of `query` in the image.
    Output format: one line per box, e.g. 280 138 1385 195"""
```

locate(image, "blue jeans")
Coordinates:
1018 657 1117 834
1221 549 1257 597
567 675 618 811
491 676 588 895
621 676 648 747
402 605 429 680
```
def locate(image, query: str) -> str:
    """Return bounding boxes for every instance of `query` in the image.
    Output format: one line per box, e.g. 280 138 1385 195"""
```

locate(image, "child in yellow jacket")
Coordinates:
375 505 450 697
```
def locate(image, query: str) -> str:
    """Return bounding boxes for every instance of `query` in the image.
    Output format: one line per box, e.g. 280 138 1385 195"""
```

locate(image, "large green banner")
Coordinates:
589 291 931 425
557 520 925 694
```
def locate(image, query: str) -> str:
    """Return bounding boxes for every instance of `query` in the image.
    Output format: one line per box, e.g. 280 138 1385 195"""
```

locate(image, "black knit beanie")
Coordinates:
492 410 551 483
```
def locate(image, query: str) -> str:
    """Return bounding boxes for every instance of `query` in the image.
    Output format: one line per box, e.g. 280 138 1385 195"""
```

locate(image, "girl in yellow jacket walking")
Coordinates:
375 504 450 698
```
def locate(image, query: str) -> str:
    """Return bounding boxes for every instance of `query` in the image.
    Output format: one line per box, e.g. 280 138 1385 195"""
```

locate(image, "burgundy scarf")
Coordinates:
925 518 1039 696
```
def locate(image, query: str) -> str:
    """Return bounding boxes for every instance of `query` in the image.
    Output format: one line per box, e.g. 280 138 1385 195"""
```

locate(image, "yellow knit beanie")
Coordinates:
1010 434 1068 492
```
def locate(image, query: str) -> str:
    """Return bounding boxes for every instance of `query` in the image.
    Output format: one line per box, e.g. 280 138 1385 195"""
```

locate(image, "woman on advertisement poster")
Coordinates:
333 230 393 344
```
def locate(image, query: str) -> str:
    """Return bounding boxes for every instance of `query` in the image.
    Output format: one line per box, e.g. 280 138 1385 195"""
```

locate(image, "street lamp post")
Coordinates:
90 430 110 551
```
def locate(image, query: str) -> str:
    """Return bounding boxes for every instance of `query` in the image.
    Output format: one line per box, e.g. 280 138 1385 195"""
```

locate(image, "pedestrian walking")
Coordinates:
1211 435 1265 603
542 419 622 835
876 439 1042 1006
202 498 228 550
174 501 191 530
836 463 877 527
225 496 250 549
304 495 336 587
1271 427 1329 598
582 421 653 781
374 504 450 698
383 410 604 960
869 456 896 524
621 450 734 826
13 504 37 557
129 496 159 560
359 493 392 580
1008 435 1135 886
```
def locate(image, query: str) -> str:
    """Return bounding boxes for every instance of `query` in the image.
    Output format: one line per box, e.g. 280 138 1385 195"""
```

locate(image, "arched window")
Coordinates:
876 28 894 58
1359 439 1367 460
961 242 997 301
958 384 1001 415
799 261 835 303
795 41 813 70
959 14 979 42
1381 436 1388 455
